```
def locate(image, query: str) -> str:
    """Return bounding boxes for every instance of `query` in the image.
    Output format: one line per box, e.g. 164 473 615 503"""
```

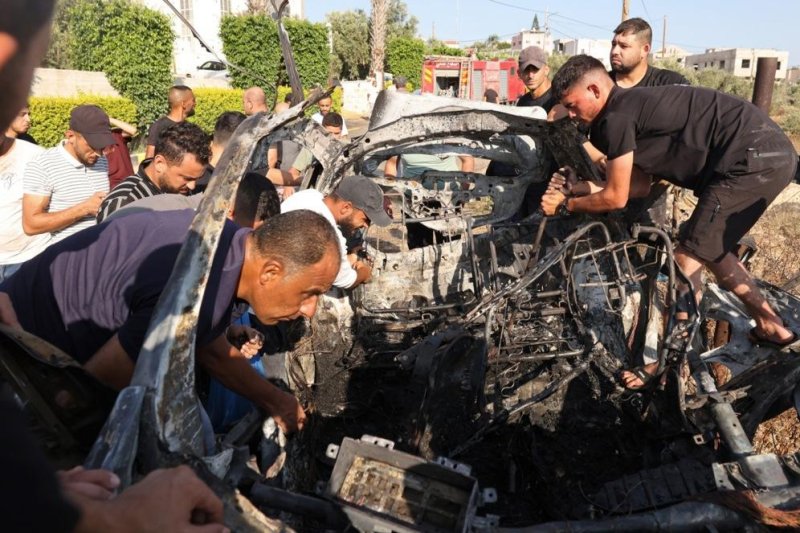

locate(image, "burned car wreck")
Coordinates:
4 89 800 532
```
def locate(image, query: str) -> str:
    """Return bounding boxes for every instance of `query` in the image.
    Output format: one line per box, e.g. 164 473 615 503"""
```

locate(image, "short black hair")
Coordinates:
213 111 246 146
322 112 343 129
251 210 341 273
234 172 280 227
613 17 652 45
155 122 211 166
168 85 194 108
551 55 608 100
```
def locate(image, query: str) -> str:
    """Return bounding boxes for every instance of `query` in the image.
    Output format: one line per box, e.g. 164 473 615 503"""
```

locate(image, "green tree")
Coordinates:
220 14 328 101
327 10 371 80
67 0 173 126
387 0 419 40
386 37 425 89
425 39 462 56
43 0 80 69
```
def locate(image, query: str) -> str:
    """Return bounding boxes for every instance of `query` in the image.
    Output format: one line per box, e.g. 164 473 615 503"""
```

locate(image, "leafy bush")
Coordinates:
386 37 425 91
67 0 173 127
220 14 329 104
28 95 137 148
187 88 245 133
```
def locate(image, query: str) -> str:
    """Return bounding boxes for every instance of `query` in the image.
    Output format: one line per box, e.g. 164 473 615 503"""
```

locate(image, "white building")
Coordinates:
511 29 553 55
684 48 789 80
135 0 305 76
554 38 612 70
652 45 689 65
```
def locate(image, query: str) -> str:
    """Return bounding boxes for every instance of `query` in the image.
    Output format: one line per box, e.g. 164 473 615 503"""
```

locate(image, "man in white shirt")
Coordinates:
311 95 349 137
0 135 49 281
281 175 392 289
22 104 113 243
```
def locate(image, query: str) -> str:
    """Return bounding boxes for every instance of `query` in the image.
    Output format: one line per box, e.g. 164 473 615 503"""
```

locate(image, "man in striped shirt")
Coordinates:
21 104 113 243
97 122 209 222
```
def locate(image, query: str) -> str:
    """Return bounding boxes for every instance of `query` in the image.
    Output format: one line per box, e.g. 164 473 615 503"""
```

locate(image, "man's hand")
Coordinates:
59 466 120 501
268 388 306 434
82 192 107 217
0 292 21 329
74 466 227 533
549 166 578 195
226 324 264 359
280 186 295 200
541 188 567 216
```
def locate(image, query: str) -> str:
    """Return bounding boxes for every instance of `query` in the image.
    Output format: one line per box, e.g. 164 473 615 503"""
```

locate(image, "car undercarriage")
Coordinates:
4 89 800 532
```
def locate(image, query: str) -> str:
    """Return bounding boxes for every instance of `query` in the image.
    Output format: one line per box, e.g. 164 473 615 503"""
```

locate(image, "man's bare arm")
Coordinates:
266 167 301 186
22 192 106 235
197 334 306 433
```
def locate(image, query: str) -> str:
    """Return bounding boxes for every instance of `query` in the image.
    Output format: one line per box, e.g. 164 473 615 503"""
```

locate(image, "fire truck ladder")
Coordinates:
458 60 470 99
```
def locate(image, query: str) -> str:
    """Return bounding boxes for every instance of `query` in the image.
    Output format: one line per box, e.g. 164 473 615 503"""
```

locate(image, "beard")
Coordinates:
610 60 634 75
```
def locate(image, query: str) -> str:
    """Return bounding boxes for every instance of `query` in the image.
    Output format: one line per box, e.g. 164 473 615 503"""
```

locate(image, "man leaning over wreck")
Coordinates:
0 1 229 531
282 175 392 289
0 209 340 433
540 55 798 388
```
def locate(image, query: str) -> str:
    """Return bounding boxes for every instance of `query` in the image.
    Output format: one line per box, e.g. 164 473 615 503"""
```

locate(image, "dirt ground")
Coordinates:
746 164 800 455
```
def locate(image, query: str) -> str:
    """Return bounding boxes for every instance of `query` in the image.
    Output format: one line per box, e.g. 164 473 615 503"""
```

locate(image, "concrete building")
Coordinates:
652 45 689 66
554 38 612 70
511 29 553 55
684 48 789 80
135 0 305 76
787 67 800 85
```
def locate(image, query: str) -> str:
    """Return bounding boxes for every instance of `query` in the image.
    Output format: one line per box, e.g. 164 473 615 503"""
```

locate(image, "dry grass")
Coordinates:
745 197 800 454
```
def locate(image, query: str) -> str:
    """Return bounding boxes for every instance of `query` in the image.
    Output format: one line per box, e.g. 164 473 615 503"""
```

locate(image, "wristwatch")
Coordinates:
556 200 571 217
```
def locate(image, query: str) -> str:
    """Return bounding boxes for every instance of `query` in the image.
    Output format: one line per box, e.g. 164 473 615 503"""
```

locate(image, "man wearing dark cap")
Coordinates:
281 175 393 289
516 45 556 112
22 104 113 243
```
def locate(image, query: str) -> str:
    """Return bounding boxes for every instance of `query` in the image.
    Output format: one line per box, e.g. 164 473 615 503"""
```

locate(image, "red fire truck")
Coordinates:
420 56 527 104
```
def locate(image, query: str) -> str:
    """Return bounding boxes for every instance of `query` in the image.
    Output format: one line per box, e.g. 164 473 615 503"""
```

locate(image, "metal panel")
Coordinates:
498 68 509 101
472 69 483 101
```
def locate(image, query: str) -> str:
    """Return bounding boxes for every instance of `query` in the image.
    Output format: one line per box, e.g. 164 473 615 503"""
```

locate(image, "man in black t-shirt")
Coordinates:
144 85 196 159
515 45 557 112
542 55 798 387
609 17 688 89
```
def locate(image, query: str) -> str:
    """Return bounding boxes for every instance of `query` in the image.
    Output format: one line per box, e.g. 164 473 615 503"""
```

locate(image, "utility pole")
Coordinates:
661 15 667 58
370 0 388 88
621 0 629 22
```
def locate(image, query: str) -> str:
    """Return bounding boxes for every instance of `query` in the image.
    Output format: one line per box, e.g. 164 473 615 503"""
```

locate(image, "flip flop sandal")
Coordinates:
621 365 657 391
748 329 799 350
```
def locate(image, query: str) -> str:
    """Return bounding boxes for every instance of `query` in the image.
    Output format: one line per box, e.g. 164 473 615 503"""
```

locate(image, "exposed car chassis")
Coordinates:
3 89 800 532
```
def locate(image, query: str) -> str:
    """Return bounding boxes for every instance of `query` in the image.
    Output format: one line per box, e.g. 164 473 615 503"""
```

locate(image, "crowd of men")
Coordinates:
0 2 797 530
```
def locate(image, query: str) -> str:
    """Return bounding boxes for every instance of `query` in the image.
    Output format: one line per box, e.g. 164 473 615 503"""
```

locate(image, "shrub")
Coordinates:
28 95 137 148
386 37 425 91
187 88 245 133
220 14 329 104
67 0 173 127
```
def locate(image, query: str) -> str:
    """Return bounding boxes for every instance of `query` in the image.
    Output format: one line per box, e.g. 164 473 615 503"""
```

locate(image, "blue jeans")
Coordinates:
0 263 22 283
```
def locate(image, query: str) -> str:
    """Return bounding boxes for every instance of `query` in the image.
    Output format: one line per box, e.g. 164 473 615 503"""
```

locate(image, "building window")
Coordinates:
180 0 192 37
778 61 782 70
719 60 725 69
741 59 750 69
221 0 231 16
